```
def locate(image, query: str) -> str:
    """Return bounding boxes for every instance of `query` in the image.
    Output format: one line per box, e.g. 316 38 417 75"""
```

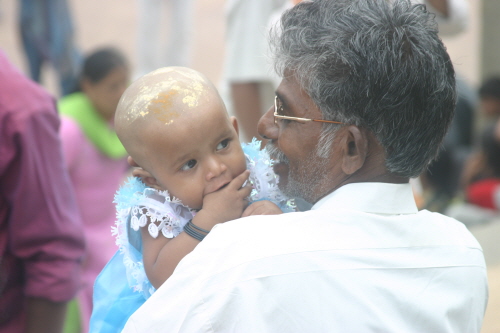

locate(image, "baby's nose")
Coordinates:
205 158 227 181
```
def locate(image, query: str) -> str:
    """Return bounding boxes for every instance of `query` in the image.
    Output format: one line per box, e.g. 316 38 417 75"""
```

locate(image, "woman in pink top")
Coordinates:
58 47 130 333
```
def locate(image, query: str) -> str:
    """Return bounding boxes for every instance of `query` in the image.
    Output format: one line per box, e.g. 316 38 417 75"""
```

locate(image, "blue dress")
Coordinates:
89 139 294 332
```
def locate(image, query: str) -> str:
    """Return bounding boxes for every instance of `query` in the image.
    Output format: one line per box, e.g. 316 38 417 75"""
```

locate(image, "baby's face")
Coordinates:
145 99 247 210
116 67 248 209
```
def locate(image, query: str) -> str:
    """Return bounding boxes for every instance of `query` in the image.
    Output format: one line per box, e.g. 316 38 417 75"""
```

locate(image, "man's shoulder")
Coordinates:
204 207 483 261
133 209 487 333
212 211 309 237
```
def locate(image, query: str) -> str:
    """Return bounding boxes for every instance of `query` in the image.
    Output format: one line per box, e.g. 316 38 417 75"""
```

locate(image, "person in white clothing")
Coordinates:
223 0 290 142
135 0 194 79
122 1 488 332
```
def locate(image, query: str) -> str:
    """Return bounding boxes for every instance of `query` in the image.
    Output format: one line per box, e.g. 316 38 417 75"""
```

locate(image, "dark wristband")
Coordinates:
183 220 209 241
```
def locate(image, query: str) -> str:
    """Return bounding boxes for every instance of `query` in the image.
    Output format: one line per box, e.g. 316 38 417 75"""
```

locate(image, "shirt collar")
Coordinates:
311 182 418 215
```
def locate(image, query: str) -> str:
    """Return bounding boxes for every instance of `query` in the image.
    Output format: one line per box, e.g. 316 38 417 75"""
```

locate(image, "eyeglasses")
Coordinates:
274 96 343 125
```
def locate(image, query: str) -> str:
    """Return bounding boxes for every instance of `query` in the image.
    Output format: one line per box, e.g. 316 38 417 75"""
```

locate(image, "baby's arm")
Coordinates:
141 227 196 289
142 170 252 289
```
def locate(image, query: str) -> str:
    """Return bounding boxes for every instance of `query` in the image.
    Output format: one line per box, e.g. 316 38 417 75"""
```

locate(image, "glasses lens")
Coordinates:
274 96 279 124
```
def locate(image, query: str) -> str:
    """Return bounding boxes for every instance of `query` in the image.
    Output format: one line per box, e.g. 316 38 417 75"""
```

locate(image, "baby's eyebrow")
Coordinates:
171 151 195 167
215 127 234 140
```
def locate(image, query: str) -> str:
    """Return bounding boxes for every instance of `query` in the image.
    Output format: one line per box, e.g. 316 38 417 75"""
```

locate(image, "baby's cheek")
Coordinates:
238 156 248 174
187 197 204 211
171 187 203 210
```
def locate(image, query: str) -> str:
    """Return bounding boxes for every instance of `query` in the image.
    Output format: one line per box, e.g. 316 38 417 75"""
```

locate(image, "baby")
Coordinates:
90 67 293 332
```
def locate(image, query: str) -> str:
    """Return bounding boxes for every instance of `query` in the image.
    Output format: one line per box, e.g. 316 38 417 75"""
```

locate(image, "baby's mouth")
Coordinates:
206 181 230 196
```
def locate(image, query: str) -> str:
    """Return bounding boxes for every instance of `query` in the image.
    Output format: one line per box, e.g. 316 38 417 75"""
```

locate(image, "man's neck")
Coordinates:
311 172 409 205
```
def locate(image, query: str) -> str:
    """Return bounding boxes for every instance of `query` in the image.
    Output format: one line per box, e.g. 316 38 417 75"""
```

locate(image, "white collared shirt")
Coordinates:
122 182 488 333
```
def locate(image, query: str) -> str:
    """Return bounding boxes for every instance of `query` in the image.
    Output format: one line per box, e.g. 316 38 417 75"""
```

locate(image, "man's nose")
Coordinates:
205 157 228 181
258 106 278 140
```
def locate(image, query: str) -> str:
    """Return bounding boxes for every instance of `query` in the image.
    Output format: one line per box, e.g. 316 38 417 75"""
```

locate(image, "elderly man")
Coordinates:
121 0 488 332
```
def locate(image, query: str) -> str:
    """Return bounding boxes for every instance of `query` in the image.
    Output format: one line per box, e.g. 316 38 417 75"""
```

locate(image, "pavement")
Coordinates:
0 0 498 331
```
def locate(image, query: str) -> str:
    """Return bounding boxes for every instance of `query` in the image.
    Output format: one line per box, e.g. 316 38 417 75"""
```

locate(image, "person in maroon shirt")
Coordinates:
0 50 85 333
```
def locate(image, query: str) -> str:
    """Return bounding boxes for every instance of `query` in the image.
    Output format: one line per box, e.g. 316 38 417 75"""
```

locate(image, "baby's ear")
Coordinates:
133 168 162 190
230 116 239 136
127 156 140 167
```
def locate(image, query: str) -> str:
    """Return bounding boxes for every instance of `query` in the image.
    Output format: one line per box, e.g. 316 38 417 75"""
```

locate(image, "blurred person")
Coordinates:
19 0 82 96
122 1 487 332
478 76 500 119
0 50 85 332
135 0 195 78
223 0 292 142
419 145 459 213
411 0 476 211
462 122 500 210
424 79 480 213
58 47 130 333
444 120 500 227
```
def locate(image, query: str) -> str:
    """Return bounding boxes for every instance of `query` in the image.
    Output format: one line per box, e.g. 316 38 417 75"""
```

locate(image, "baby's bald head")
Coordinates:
115 67 228 168
116 67 219 127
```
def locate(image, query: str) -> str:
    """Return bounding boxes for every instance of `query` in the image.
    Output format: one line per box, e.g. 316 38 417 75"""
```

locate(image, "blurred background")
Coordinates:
0 0 226 96
0 0 498 332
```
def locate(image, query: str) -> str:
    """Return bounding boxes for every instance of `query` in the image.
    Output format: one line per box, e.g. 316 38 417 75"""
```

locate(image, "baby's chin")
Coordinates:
168 193 201 210
191 205 203 211
185 200 202 211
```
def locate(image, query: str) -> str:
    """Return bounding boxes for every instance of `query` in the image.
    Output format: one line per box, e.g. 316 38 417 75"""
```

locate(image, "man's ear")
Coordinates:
340 126 368 175
230 116 239 136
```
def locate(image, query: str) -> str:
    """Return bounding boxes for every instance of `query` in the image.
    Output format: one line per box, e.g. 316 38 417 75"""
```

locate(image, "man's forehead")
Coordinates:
119 67 211 125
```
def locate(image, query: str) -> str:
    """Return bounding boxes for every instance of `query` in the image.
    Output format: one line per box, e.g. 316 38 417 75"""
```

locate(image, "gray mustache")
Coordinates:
265 143 289 165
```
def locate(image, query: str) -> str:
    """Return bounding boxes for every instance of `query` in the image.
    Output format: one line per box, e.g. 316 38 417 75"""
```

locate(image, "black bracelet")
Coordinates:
183 220 209 241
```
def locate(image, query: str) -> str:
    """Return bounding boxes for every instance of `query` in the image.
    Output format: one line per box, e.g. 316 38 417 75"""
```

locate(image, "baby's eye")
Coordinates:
216 139 230 151
180 159 197 171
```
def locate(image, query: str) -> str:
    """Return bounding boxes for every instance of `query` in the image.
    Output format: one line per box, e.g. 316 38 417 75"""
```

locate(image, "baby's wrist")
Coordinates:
191 211 221 231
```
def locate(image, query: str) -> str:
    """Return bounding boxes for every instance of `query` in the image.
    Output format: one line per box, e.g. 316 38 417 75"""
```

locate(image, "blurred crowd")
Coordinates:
417 75 500 224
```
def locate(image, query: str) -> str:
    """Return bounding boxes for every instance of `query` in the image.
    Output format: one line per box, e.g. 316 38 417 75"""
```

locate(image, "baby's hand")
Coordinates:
195 170 252 228
242 200 283 217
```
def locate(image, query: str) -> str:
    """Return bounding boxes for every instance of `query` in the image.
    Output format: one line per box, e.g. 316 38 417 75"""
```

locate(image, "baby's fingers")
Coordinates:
238 182 253 199
228 170 251 191
242 202 258 217
242 200 282 217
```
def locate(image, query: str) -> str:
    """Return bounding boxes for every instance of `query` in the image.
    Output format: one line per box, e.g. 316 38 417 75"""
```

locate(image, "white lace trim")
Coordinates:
129 188 195 239
111 179 195 297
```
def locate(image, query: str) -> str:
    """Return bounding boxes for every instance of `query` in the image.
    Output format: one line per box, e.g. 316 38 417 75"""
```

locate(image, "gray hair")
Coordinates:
270 0 456 178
